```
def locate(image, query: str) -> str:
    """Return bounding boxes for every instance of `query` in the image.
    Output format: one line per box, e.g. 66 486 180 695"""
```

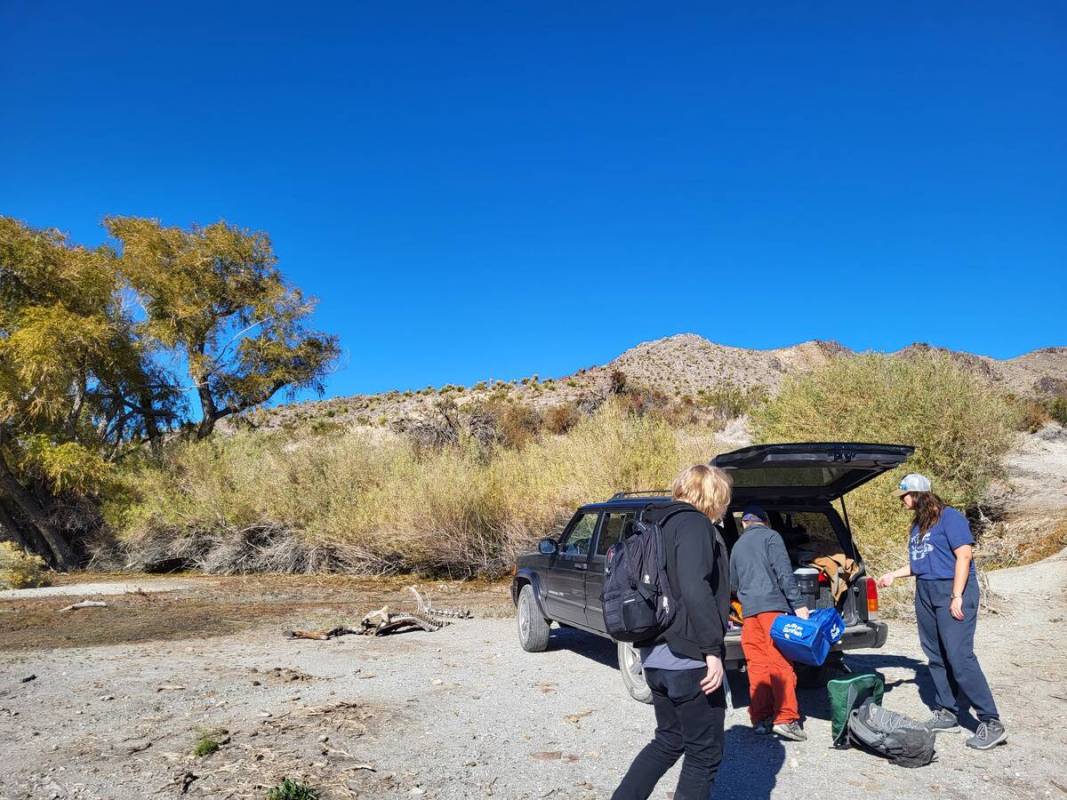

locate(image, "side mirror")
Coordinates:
538 538 558 556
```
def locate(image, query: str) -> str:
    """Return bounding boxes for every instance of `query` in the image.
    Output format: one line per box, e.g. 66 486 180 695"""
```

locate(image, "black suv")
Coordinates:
511 442 912 702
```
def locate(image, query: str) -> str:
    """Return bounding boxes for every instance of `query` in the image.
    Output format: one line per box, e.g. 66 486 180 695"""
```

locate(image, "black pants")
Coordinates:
915 576 999 722
612 667 726 800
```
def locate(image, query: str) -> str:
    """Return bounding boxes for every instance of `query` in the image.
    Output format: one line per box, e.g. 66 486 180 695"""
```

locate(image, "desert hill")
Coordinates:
243 334 1066 432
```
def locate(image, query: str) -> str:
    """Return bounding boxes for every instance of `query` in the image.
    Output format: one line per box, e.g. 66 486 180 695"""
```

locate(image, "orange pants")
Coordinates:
741 611 799 725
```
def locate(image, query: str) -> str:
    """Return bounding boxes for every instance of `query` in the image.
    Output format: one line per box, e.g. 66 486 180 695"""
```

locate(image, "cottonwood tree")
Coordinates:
0 218 180 567
107 217 340 439
0 215 339 568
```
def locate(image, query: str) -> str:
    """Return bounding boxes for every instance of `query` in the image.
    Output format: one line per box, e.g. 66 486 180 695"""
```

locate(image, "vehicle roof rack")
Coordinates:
609 490 670 500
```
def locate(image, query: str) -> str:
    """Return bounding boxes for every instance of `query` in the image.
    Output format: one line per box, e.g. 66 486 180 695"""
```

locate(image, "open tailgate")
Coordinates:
711 442 914 503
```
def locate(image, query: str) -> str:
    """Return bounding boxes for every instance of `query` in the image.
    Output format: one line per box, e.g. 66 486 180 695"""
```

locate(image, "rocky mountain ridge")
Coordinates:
242 334 1066 432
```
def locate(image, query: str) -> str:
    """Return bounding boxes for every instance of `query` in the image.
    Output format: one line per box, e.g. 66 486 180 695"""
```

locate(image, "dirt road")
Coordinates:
1 554 1065 800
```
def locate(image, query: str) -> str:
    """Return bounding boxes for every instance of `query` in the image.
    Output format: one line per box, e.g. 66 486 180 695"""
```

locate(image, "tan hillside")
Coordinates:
242 334 1065 432
592 334 848 395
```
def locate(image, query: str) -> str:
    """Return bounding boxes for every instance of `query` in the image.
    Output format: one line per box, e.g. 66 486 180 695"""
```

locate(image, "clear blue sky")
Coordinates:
3 2 1065 399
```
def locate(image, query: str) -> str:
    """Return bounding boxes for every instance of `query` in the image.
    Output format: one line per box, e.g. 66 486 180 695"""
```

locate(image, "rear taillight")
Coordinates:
866 578 879 618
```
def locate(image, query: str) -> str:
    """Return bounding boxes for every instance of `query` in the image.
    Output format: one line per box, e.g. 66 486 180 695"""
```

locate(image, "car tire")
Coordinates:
617 641 652 704
517 585 551 652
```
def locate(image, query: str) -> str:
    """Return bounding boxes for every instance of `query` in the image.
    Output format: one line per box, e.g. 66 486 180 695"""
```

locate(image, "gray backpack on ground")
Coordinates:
847 699 936 768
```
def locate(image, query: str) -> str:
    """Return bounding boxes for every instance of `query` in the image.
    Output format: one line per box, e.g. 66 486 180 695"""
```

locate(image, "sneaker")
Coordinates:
773 721 807 741
922 707 960 733
752 718 773 735
966 719 1007 750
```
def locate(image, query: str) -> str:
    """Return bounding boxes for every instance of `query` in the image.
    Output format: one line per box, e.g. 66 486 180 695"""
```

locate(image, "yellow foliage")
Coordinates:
0 542 51 589
114 400 721 575
21 437 113 494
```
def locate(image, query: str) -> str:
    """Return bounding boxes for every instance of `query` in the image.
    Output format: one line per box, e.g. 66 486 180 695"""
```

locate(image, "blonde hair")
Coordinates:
672 464 732 522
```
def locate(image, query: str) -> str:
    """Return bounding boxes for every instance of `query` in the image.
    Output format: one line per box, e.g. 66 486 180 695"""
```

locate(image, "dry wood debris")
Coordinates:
58 599 108 612
286 586 471 640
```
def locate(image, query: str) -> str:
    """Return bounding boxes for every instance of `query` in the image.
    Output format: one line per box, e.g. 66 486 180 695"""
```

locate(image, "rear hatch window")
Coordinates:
713 443 914 503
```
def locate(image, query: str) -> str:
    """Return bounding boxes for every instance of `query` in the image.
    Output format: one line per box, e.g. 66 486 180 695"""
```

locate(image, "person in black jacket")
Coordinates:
612 464 733 800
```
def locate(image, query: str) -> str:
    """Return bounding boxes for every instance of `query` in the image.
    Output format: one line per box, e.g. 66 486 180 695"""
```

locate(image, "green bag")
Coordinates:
827 672 885 747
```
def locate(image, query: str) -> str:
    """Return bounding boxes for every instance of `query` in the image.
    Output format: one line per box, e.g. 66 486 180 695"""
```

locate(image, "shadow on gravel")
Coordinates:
846 653 937 707
545 626 619 669
712 724 785 800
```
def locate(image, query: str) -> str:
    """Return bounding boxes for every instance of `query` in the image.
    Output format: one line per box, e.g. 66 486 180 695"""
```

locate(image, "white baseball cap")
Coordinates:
894 473 932 497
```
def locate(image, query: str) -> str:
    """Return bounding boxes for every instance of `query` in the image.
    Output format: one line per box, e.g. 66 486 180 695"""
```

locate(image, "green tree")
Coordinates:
0 218 177 567
106 217 340 439
0 215 339 568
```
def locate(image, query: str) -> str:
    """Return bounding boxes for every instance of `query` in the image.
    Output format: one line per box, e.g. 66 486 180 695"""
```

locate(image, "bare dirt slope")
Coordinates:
983 422 1067 565
2 555 1065 800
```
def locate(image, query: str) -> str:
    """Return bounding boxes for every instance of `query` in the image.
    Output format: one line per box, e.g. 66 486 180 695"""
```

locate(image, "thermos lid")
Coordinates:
793 567 819 575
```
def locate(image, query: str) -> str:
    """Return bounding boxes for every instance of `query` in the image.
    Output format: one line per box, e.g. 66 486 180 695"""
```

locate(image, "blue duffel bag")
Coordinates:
770 608 847 666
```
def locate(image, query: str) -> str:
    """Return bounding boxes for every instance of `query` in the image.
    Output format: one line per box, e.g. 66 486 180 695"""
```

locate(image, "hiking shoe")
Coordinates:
752 718 773 735
922 707 960 733
773 721 807 741
966 719 1007 750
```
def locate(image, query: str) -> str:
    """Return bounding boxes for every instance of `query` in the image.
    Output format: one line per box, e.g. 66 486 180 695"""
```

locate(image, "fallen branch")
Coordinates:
59 600 107 612
286 626 361 641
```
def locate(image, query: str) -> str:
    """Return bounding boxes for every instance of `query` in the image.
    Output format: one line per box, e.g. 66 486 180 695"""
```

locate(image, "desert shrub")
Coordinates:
751 352 1018 576
267 779 319 800
697 382 767 424
114 401 721 577
1010 396 1051 432
192 728 228 757
1048 396 1067 426
543 402 581 435
0 542 51 589
491 400 541 450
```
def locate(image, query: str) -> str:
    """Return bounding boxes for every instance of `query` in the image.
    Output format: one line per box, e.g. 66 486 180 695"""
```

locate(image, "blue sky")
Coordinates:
3 2 1065 399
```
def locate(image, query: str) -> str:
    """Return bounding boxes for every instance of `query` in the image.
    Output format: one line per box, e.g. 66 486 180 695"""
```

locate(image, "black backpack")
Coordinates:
600 504 688 642
847 699 936 768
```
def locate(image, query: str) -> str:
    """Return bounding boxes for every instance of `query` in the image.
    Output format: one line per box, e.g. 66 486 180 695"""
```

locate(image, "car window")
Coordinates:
779 511 840 550
732 510 841 552
560 513 598 557
596 512 634 556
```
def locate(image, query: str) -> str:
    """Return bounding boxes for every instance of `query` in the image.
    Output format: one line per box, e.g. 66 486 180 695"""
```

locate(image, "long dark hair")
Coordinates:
912 491 946 534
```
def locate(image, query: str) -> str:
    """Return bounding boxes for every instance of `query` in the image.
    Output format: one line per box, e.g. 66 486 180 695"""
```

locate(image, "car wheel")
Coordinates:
617 641 652 704
517 585 551 652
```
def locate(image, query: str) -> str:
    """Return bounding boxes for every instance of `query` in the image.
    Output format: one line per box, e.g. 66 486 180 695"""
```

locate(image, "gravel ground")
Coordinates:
1 552 1065 800
0 580 198 600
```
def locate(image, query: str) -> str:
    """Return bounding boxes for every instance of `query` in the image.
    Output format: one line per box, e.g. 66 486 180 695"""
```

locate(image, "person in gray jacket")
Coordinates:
729 505 810 740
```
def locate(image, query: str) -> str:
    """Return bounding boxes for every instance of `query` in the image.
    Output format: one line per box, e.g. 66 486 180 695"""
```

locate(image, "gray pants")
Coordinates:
915 576 999 722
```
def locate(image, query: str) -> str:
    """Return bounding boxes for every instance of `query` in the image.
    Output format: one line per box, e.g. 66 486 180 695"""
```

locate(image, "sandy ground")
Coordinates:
1 552 1066 800
0 580 198 601
1001 424 1067 517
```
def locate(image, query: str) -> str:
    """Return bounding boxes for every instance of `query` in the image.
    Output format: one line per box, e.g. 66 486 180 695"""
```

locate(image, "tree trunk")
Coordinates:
0 496 53 562
195 381 218 440
0 451 77 569
0 499 28 549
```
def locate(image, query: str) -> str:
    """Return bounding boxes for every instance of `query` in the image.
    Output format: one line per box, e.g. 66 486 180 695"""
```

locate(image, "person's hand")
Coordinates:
950 596 964 621
795 606 810 620
877 573 895 589
701 655 724 695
